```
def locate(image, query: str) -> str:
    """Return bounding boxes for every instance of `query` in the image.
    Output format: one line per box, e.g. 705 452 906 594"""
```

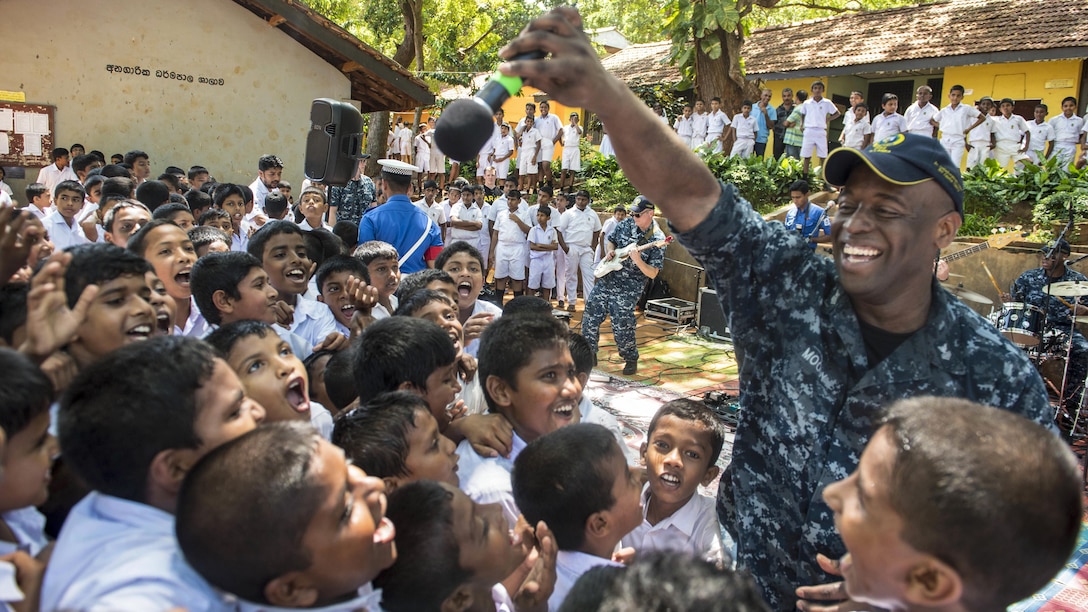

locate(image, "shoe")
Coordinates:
558 300 565 309
567 303 576 313
623 360 638 375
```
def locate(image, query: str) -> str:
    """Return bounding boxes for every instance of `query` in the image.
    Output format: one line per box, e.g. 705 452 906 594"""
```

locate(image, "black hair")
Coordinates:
950 84 965 94
0 283 29 346
103 201 151 234
324 346 359 412
190 251 265 325
123 150 148 166
101 176 135 200
302 349 336 401
316 254 369 294
0 348 54 438
478 315 569 412
198 208 231 227
185 189 213 217
435 240 484 271
332 221 359 252
353 240 399 266
374 481 471 611
157 173 182 193
72 153 99 176
258 154 284 172
647 398 726 464
163 165 185 177
59 243 150 308
568 332 597 374
854 102 868 112
395 269 454 302
263 192 288 219
100 164 133 179
539 184 553 196
422 180 438 190
135 180 171 212
53 180 85 200
303 228 344 271
188 165 209 181
788 180 810 195
881 93 898 105
1036 103 1049 113
188 226 231 254
205 320 277 361
741 100 753 108
512 423 622 550
168 193 187 205
212 183 245 209
393 289 456 318
152 202 193 223
502 295 553 318
353 317 457 404
25 183 48 203
332 391 429 479
126 218 182 259
247 220 305 263
562 551 771 612
537 205 551 218
89 150 105 162
51 147 69 161
83 174 106 194
177 422 324 605
59 337 217 502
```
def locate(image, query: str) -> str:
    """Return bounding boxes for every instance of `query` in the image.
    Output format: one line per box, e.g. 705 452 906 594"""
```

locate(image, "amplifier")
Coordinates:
645 297 696 324
697 287 730 340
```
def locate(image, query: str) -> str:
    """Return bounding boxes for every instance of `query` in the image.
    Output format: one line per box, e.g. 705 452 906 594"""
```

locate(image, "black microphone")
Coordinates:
434 51 546 162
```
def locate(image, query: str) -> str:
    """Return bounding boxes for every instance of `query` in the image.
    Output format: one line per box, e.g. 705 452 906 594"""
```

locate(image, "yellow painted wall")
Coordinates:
3 0 351 193
942 59 1082 116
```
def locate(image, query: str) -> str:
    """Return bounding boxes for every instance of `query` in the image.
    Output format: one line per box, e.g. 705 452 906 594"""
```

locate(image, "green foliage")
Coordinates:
961 157 1088 227
958 213 1001 238
960 173 1009 218
1033 191 1088 226
582 155 640 209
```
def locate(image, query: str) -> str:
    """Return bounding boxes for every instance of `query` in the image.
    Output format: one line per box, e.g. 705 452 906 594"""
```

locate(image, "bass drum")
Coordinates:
1036 355 1068 399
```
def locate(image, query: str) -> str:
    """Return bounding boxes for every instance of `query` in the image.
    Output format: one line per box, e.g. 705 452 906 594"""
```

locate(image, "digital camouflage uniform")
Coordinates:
329 175 377 226
581 217 665 362
672 183 1052 609
1012 266 1088 406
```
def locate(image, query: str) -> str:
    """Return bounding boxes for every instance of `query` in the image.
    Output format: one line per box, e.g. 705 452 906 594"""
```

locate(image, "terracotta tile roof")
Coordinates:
598 0 1088 84
231 0 433 111
743 0 1088 77
601 41 679 85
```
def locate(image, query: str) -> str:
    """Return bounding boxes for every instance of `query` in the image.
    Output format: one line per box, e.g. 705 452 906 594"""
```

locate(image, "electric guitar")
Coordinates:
594 236 673 278
942 227 1025 263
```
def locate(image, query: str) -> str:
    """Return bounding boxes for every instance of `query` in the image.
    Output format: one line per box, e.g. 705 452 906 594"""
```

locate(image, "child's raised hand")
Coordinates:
313 332 349 353
511 520 557 612
457 353 477 382
611 546 636 565
447 399 467 421
0 207 34 287
462 312 495 345
20 252 99 362
346 274 378 314
271 300 295 327
40 352 79 395
0 550 45 612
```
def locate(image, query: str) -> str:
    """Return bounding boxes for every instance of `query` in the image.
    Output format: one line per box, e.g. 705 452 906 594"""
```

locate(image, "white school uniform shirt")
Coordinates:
841 118 872 149
449 201 482 243
231 230 249 252
492 134 515 164
691 112 709 140
579 395 638 465
519 128 542 160
249 178 272 212
841 107 870 131
548 551 623 612
289 296 338 347
464 298 502 358
933 103 981 142
414 199 447 225
43 210 89 251
494 204 532 244
992 113 1028 144
674 115 693 138
557 206 601 247
298 218 333 232
528 224 556 261
563 124 582 147
621 483 725 566
0 180 12 198
311 402 335 440
0 507 48 556
457 432 528 528
1049 113 1085 145
904 101 939 136
799 98 838 134
371 294 399 321
730 114 757 139
26 204 51 220
870 112 907 143
706 109 730 136
535 113 563 144
176 296 212 338
0 190 9 208
966 115 994 147
1027 120 1055 152
42 492 229 612
232 584 382 612
36 163 77 197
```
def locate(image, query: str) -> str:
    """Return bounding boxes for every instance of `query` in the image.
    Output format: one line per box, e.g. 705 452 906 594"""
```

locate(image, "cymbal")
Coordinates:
945 285 993 305
1050 281 1088 297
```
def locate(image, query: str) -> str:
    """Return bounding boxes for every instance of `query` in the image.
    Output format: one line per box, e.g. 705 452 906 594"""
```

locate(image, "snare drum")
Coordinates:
997 302 1044 346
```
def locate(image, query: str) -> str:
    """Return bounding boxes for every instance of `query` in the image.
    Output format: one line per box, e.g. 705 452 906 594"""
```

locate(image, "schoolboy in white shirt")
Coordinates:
705 97 731 153
527 206 558 301
931 84 986 169
1048 96 1084 165
870 94 907 143
797 81 840 174
674 103 694 149
992 97 1030 170
965 97 996 169
904 85 939 137
1025 103 1056 165
728 102 758 158
840 104 872 149
690 99 709 149
44 181 90 250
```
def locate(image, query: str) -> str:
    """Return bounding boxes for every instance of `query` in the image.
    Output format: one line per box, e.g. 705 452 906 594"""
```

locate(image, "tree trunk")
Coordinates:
366 0 421 176
694 24 760 153
364 112 389 176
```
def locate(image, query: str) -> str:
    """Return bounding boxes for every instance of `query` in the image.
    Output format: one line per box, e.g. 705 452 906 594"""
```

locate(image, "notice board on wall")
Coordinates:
0 103 55 168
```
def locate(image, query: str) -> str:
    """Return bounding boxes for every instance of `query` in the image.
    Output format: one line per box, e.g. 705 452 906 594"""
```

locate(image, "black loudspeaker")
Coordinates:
305 98 365 187
697 287 729 340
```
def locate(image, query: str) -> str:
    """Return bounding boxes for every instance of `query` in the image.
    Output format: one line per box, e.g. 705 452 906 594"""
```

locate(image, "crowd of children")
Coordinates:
0 138 1082 612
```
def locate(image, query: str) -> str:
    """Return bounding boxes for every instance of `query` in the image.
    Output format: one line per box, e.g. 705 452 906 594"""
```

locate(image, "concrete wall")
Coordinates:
3 0 351 194
943 59 1083 116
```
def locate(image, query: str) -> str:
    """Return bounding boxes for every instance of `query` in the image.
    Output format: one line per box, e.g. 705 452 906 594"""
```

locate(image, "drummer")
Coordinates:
1005 239 1088 412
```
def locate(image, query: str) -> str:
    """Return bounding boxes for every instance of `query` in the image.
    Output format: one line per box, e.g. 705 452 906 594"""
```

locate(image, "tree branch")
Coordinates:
459 22 497 58
767 0 864 13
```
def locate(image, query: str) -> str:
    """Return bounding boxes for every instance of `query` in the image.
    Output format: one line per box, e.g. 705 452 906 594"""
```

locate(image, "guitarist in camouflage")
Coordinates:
581 196 666 375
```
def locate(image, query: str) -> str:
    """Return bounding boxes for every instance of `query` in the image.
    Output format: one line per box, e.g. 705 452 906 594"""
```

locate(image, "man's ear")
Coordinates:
439 584 475 612
148 448 195 498
212 289 235 316
265 573 319 609
586 510 610 541
700 464 721 488
484 375 514 409
935 209 962 249
904 558 963 608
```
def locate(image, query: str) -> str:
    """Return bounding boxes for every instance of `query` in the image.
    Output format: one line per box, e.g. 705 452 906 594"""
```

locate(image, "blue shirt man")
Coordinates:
782 180 831 250
754 89 778 157
357 160 443 273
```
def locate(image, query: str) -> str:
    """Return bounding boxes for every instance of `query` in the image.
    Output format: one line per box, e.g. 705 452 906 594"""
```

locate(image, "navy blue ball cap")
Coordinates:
823 133 964 216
